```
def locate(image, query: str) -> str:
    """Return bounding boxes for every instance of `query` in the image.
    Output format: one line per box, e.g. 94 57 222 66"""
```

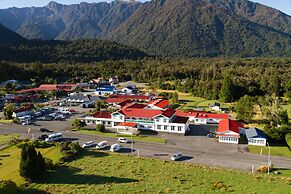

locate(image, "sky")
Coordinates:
0 0 290 16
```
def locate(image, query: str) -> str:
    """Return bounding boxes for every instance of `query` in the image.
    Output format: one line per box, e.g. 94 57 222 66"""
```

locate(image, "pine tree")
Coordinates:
219 76 234 102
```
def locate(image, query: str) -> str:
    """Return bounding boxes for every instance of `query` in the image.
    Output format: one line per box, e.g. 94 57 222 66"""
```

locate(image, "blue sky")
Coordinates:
0 0 290 16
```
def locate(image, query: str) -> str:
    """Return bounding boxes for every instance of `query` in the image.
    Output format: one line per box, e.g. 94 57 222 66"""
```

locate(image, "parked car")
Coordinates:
207 133 216 138
45 133 63 142
38 134 48 141
21 121 33 126
171 152 183 161
40 128 49 133
42 116 54 121
110 144 123 152
118 138 134 144
82 141 95 148
96 141 108 150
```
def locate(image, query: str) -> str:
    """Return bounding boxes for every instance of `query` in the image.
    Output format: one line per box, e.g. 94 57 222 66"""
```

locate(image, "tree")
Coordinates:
219 76 235 102
3 103 15 120
96 124 105 132
171 92 179 104
264 125 291 142
235 95 254 122
72 119 86 129
19 144 45 182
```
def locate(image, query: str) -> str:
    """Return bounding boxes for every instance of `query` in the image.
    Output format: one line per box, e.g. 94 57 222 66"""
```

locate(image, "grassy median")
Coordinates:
74 129 167 144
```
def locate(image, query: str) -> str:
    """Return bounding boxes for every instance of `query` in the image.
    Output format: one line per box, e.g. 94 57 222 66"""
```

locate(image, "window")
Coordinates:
178 126 182 131
163 119 167 123
164 126 168 130
171 126 175 131
119 116 123 120
157 125 161 130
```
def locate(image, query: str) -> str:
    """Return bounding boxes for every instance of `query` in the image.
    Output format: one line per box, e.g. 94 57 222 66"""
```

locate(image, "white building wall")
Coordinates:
218 136 239 144
248 138 267 146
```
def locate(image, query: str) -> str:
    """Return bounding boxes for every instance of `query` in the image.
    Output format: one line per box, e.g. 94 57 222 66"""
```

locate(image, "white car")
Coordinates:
171 152 183 161
96 141 108 150
82 141 95 148
118 138 134 143
110 144 123 152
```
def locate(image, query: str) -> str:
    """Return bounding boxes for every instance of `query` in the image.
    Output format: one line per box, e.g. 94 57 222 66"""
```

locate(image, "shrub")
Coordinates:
96 124 105 132
44 158 55 170
19 144 46 182
285 133 291 149
16 140 53 149
0 180 17 194
58 141 83 163
256 165 274 173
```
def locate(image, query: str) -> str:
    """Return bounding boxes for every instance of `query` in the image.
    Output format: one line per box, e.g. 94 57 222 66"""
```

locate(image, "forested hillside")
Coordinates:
1 58 290 101
0 39 148 63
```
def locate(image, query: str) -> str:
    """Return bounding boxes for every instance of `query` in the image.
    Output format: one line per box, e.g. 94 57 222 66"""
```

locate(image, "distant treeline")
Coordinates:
0 58 290 101
0 39 148 63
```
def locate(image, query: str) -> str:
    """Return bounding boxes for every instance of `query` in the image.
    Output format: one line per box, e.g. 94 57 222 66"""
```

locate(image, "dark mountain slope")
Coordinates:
0 23 26 43
106 0 290 57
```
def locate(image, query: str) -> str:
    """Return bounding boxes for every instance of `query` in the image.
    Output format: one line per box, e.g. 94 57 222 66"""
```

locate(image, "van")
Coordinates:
45 133 63 142
110 144 122 152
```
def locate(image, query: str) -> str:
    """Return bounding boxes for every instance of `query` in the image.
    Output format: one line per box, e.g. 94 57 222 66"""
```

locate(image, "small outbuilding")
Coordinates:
245 127 268 146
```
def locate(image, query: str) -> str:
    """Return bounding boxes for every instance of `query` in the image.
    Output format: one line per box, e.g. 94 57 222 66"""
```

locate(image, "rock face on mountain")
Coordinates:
0 23 26 43
0 0 290 57
0 1 141 40
106 0 291 57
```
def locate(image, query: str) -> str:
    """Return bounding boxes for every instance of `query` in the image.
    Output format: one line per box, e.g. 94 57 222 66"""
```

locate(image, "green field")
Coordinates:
248 145 291 158
24 150 291 194
0 134 19 146
75 129 167 144
0 145 62 185
176 92 230 111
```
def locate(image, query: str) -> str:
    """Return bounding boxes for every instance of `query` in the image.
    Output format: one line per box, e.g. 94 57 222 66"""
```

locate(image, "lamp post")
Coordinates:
266 142 271 175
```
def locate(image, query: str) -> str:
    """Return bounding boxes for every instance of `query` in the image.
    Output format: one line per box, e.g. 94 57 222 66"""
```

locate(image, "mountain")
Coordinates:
0 23 26 43
0 0 290 57
106 0 291 57
0 0 141 40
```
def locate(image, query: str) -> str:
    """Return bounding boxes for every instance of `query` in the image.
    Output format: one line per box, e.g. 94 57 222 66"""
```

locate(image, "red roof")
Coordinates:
14 104 34 113
106 98 129 104
176 110 228 120
147 99 169 109
162 108 176 118
217 119 244 134
172 116 189 124
118 122 137 128
118 108 162 118
118 100 134 107
124 103 147 109
90 111 111 119
109 94 151 100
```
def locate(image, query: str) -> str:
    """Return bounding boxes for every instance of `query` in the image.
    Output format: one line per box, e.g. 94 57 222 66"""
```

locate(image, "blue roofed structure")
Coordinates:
96 85 116 96
246 127 268 146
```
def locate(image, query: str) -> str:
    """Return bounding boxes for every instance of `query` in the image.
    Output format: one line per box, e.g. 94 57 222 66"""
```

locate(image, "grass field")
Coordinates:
0 134 19 146
0 119 13 124
248 145 291 158
75 129 167 144
177 93 230 111
0 145 62 185
25 150 291 194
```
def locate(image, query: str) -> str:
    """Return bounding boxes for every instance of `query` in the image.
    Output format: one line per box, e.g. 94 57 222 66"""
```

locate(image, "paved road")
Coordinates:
1 121 291 172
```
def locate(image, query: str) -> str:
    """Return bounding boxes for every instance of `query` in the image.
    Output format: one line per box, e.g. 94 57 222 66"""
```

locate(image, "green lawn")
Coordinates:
0 134 19 146
177 93 230 111
248 145 291 158
25 150 291 194
76 129 167 144
0 119 13 124
0 145 62 185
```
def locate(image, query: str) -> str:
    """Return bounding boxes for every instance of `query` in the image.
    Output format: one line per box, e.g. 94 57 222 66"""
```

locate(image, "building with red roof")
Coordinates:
17 84 77 94
84 107 190 134
146 99 170 110
216 119 244 144
176 110 229 124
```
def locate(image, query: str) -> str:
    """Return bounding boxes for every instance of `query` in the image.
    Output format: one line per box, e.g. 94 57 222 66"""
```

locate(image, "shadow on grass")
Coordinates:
81 150 110 158
177 156 193 161
43 166 138 185
119 148 135 153
0 154 10 157
19 187 50 194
